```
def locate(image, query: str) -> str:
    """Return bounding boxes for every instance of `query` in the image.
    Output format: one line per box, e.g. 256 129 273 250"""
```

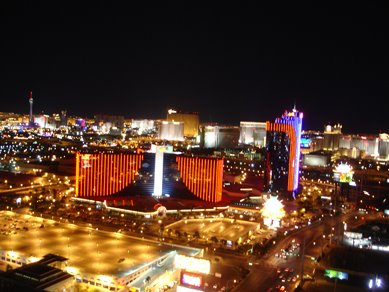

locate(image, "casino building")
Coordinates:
75 147 223 203
167 109 199 138
264 108 303 197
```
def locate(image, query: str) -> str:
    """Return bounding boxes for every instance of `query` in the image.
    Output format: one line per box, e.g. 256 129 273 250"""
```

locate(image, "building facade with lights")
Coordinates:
158 121 184 141
75 151 223 203
264 108 303 197
239 121 266 147
200 125 240 148
167 109 199 138
323 123 342 151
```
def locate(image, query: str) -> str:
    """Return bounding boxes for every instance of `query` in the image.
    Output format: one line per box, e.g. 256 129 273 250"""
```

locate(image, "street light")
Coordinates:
226 279 237 291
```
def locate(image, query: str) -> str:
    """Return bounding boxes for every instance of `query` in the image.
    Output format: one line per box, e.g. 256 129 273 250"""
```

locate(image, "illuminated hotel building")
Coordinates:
200 125 240 148
167 109 199 138
75 151 223 203
75 152 144 197
158 121 184 141
131 119 155 135
176 156 223 202
379 133 389 160
264 108 303 196
323 123 342 151
239 121 266 147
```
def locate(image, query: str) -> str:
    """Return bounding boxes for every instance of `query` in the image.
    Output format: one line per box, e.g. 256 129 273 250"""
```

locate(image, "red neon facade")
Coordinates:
176 156 223 203
75 152 144 197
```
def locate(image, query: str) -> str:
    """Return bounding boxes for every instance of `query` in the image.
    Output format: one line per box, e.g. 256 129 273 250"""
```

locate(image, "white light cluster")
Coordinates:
174 255 210 275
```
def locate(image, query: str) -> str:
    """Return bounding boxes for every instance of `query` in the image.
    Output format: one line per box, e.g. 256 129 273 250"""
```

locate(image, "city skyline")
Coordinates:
0 3 386 134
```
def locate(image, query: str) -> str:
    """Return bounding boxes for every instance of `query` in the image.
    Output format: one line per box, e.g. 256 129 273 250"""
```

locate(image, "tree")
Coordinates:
193 231 200 240
253 243 262 254
210 236 218 244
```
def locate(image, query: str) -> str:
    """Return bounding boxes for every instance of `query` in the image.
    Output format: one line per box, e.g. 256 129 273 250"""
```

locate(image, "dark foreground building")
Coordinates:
0 254 73 291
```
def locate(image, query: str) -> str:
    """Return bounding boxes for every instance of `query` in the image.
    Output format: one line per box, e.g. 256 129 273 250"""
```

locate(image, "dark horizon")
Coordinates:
0 2 387 135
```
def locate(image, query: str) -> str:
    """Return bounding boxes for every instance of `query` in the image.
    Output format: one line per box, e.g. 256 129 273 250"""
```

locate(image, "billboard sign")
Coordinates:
174 255 211 275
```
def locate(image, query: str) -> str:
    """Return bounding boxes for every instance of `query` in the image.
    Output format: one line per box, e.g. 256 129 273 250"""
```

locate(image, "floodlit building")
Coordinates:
167 109 199 138
300 131 324 154
201 125 240 148
323 123 342 151
239 121 266 147
60 110 68 126
340 135 379 158
302 152 331 167
33 115 46 128
264 108 303 197
378 133 389 160
351 135 379 157
131 119 155 135
158 121 184 141
94 114 124 132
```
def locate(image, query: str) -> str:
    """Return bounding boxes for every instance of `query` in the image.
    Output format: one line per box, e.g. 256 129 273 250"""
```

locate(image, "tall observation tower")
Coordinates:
28 91 33 125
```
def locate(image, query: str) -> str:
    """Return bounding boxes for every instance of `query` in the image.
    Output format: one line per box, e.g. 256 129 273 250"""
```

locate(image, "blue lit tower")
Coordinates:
28 91 33 125
264 107 303 197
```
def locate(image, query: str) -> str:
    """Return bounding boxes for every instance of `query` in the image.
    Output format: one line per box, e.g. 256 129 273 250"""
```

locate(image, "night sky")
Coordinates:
0 2 387 134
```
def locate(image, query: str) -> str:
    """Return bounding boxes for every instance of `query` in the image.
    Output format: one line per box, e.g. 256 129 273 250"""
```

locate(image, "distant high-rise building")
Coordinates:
351 135 379 157
239 121 266 147
60 110 68 126
264 108 303 197
323 123 342 151
167 109 199 138
300 131 323 154
158 121 184 141
94 114 124 132
379 133 389 160
131 119 155 135
200 124 240 148
339 134 379 158
28 91 33 125
34 115 49 128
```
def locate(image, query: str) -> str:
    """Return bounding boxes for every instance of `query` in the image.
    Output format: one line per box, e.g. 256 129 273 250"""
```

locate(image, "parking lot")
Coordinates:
0 210 199 277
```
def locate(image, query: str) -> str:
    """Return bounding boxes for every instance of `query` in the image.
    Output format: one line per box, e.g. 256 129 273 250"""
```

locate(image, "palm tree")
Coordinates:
193 231 200 240
210 236 218 244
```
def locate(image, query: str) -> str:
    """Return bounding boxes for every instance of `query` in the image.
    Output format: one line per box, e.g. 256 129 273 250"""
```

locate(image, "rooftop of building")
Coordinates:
38 253 68 265
351 220 389 239
323 245 389 276
0 260 73 290
167 110 199 115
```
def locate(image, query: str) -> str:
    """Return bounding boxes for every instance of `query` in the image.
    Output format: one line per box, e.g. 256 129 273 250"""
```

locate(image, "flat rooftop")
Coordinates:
0 211 199 277
324 245 389 275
